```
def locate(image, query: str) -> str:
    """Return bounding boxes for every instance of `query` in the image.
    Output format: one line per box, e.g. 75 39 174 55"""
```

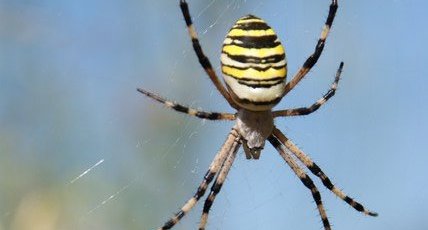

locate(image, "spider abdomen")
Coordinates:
221 15 287 111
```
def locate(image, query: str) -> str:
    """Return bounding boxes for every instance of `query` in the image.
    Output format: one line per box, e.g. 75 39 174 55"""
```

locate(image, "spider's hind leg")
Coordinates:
272 127 378 217
198 135 241 230
156 127 240 230
269 135 331 230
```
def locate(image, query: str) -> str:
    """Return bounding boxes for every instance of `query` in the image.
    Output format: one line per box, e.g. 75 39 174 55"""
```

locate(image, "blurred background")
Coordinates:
1 0 427 229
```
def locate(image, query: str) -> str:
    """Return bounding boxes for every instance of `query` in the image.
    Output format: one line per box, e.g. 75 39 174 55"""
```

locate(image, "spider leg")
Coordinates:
157 127 240 230
272 127 378 217
198 137 241 230
137 88 236 121
179 0 239 109
273 62 343 117
268 135 331 230
283 0 339 95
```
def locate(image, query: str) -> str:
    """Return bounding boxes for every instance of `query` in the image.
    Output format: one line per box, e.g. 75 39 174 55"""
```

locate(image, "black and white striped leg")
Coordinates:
179 0 238 109
268 135 331 230
284 0 339 95
157 127 240 230
137 88 236 121
272 127 378 217
273 62 343 117
198 137 241 230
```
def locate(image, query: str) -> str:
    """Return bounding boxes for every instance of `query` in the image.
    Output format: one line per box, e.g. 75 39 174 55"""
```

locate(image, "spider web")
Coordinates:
71 2 263 229
129 1 314 230
72 1 326 229
0 1 346 230
5 1 426 230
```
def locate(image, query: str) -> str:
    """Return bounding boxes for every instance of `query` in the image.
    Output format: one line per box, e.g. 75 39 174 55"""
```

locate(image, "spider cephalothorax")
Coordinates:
236 109 273 159
138 0 377 229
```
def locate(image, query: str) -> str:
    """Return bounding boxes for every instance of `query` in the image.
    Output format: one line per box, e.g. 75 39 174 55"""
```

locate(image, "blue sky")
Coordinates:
1 0 428 229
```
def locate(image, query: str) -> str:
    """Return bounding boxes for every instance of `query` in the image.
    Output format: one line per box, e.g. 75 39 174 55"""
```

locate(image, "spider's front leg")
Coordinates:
283 0 339 95
137 88 236 121
273 62 343 117
179 0 239 109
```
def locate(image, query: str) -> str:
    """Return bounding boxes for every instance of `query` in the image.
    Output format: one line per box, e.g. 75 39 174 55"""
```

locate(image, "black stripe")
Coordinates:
226 35 280 49
222 52 285 65
327 3 338 28
237 78 284 84
269 135 330 229
234 21 271 30
241 14 260 20
302 2 338 69
268 135 281 148
237 79 284 88
211 182 222 193
163 219 175 229
222 70 285 83
344 196 364 212
177 211 185 220
196 112 219 120
226 75 284 82
307 164 334 190
204 170 215 181
179 0 192 26
222 63 286 71
322 218 330 229
202 196 213 213
194 111 221 120
170 102 225 120
227 34 278 44
226 38 280 49
192 38 212 69
172 103 189 113
312 189 322 206
194 171 215 198
235 96 283 106
202 182 224 213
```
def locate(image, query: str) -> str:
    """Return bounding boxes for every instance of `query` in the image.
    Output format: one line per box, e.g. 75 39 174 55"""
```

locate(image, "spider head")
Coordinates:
221 15 287 111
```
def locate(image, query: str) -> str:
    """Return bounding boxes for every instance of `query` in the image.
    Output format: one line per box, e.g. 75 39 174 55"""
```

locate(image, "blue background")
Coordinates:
1 0 427 229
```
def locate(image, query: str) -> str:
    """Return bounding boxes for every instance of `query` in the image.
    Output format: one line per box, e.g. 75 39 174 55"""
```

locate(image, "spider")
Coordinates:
138 0 378 229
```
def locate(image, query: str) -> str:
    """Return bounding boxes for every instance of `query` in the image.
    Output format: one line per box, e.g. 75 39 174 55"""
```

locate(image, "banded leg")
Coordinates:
273 62 343 117
273 127 378 216
198 137 241 230
179 0 239 109
284 0 339 95
268 135 331 230
157 127 240 230
137 88 236 121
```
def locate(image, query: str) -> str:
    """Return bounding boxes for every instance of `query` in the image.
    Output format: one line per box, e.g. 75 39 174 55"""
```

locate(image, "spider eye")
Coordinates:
221 15 287 111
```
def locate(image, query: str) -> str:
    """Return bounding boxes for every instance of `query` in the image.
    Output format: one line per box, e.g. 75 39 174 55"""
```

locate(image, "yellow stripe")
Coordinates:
227 28 276 37
235 18 265 24
222 44 284 58
222 65 286 80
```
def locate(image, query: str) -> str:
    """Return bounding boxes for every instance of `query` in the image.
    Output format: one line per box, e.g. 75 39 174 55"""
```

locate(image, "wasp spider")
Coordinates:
138 0 377 229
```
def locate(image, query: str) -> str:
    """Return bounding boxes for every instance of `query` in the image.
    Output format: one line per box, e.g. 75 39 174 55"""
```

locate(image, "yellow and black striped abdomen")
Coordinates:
221 15 287 111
